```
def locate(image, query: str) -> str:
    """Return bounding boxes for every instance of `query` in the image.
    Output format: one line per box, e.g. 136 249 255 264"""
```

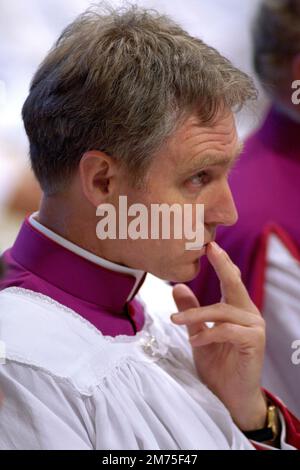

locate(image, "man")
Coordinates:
188 0 300 417
0 5 299 450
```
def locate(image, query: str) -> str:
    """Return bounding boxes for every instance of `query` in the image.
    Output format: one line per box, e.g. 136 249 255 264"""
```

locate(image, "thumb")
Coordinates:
172 284 206 337
172 283 200 311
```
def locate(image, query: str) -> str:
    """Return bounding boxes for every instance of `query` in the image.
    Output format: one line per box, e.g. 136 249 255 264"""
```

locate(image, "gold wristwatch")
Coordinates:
243 399 280 445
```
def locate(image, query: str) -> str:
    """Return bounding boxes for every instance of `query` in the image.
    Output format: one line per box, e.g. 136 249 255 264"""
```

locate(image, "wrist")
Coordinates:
232 390 268 432
243 397 281 447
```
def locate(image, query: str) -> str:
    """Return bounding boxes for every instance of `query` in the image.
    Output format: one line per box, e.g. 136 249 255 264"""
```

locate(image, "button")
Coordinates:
141 335 160 357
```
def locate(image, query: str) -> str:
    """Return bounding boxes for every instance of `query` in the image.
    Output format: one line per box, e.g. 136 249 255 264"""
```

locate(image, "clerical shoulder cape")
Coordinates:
0 275 257 450
0 274 298 450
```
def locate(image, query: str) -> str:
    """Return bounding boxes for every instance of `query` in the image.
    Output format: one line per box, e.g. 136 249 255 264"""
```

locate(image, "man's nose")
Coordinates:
206 182 238 227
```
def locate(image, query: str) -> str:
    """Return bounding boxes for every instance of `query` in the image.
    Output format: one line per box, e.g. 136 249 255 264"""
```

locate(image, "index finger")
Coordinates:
206 241 257 312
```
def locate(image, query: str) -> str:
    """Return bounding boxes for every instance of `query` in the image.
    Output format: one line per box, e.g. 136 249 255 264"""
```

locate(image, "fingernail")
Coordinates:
171 313 184 322
211 241 223 254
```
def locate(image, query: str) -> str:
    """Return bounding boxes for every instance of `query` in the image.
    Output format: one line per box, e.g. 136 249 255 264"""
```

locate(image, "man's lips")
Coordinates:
192 242 209 259
203 240 213 249
196 240 214 256
201 243 208 253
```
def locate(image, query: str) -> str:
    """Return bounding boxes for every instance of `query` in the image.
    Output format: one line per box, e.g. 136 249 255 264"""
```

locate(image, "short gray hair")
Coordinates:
253 0 300 92
22 3 257 195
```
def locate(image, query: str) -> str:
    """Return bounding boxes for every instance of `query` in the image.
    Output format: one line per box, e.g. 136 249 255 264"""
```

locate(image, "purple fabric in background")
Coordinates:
188 106 300 305
0 219 145 336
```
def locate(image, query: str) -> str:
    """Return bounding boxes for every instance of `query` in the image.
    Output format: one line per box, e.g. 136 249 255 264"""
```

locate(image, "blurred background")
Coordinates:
0 0 267 252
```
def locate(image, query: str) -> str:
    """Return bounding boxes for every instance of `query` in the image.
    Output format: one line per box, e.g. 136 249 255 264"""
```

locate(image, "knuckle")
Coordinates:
222 323 237 335
249 313 265 328
234 266 242 278
186 307 196 316
215 302 225 311
251 321 266 340
227 273 243 288
256 316 266 329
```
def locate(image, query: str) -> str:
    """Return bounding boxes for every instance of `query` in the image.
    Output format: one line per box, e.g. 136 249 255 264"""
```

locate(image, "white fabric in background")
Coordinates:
0 152 19 205
262 234 300 418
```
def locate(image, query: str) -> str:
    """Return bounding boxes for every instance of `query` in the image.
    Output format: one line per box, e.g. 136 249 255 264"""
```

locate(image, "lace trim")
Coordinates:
1 286 157 346
3 355 93 396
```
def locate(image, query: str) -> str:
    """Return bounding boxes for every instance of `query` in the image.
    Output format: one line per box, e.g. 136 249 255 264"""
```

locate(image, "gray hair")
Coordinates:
253 0 300 92
22 3 257 195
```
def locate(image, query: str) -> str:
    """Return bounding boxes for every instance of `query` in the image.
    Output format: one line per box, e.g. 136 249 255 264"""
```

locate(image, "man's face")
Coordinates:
108 109 240 282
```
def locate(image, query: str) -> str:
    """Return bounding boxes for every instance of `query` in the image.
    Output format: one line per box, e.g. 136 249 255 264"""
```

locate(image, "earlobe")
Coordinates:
79 150 115 207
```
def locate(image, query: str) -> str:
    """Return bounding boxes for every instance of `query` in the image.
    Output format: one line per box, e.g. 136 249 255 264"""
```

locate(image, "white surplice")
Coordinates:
0 272 257 450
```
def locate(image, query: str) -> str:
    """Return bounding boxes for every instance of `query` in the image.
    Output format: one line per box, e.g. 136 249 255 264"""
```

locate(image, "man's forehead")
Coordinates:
151 110 241 175
178 141 244 175
168 112 241 171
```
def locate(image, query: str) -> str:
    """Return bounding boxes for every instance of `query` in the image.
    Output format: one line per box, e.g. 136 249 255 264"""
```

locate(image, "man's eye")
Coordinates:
188 171 210 186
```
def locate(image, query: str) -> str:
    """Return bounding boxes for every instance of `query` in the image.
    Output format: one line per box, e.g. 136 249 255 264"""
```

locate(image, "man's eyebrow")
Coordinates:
182 142 244 175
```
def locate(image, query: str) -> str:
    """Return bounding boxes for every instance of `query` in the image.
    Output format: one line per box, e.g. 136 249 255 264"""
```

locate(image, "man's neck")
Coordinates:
37 196 139 272
38 196 108 261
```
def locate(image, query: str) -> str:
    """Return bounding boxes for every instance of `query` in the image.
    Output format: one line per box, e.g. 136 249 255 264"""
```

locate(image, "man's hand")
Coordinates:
171 241 267 431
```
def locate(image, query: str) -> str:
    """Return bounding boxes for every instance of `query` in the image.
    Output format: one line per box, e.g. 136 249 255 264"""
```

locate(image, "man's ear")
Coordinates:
79 150 118 207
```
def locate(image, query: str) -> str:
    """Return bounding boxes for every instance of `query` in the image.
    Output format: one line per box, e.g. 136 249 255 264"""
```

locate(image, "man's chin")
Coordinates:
168 258 202 283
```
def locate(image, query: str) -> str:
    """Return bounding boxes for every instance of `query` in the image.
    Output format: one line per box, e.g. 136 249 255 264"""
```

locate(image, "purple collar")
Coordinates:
10 218 146 314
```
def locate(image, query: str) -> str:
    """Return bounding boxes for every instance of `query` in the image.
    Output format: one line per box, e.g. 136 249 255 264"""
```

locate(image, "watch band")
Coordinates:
243 401 280 444
243 426 274 442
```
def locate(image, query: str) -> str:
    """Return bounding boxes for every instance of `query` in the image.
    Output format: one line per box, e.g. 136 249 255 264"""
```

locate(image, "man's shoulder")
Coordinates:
0 287 110 392
0 277 180 394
